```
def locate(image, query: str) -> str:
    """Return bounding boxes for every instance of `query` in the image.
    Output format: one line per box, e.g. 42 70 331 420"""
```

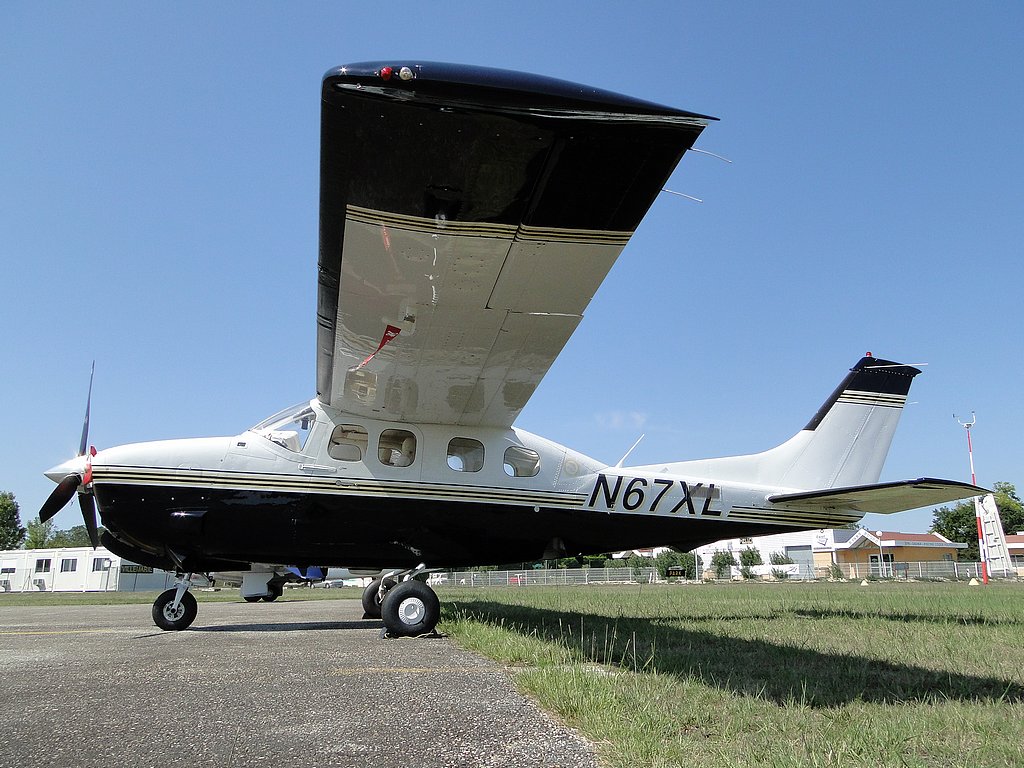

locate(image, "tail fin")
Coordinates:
635 355 921 490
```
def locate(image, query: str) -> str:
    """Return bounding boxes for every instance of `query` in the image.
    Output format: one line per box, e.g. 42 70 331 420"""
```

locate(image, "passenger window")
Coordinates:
447 438 484 472
503 446 540 477
329 424 368 461
378 429 416 467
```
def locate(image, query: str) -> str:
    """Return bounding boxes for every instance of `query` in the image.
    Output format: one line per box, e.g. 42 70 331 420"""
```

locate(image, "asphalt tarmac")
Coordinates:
0 598 598 768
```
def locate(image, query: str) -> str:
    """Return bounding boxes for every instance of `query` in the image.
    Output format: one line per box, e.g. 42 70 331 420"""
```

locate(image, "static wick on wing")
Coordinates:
661 188 703 203
688 147 733 163
661 146 733 204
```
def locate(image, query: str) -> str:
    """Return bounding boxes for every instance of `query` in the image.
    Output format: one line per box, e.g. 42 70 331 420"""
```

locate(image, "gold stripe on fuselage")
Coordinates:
93 466 587 509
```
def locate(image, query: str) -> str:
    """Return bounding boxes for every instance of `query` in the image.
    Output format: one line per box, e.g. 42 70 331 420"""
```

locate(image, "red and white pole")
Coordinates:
956 413 987 584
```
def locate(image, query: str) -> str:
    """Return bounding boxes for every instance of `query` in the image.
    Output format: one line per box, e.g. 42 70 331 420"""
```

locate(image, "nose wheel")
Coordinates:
380 580 440 638
152 578 198 631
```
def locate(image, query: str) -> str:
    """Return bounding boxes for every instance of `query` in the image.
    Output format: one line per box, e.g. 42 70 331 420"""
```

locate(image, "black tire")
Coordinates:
261 583 283 602
361 577 396 619
380 580 440 637
244 595 261 603
152 589 198 631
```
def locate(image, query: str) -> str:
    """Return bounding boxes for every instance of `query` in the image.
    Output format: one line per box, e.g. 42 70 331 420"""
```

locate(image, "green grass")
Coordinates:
438 582 1024 767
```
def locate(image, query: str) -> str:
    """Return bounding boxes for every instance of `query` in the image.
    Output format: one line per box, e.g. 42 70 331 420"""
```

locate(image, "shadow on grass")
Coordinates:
445 600 1024 707
792 607 1024 626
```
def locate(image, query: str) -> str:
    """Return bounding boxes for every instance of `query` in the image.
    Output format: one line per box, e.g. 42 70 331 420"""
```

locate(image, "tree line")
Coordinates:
0 492 102 549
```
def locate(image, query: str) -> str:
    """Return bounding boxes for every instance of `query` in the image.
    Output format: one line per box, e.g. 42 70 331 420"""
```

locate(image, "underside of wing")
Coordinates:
316 61 713 426
768 478 988 515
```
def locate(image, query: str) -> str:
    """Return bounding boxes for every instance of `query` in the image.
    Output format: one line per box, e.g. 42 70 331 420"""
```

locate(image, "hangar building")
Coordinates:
0 546 177 592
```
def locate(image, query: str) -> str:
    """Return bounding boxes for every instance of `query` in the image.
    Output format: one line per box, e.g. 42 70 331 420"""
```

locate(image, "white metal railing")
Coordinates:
438 567 658 587
436 562 1021 586
830 560 1019 581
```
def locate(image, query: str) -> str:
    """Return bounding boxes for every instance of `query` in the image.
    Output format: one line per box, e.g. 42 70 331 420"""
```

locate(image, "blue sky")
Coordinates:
2 2 1021 537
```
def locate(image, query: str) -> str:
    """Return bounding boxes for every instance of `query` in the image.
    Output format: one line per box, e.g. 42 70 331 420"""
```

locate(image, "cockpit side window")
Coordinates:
378 429 416 467
328 424 368 462
252 404 315 452
447 438 484 472
503 446 541 477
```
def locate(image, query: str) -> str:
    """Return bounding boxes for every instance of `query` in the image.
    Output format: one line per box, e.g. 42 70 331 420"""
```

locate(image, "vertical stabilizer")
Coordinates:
635 355 921 490
778 355 921 488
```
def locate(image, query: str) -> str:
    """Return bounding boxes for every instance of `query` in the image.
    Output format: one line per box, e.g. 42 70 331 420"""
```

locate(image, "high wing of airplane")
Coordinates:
315 61 712 426
39 62 986 637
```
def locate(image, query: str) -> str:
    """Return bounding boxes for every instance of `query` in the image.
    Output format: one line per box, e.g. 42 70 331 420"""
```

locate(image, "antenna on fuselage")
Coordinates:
615 434 646 468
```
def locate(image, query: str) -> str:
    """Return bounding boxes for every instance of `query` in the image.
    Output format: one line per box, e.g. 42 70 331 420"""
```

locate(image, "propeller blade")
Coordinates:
78 492 100 549
78 361 95 457
40 475 81 522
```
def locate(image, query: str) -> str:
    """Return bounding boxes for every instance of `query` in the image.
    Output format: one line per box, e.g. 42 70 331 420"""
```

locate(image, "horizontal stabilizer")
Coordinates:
768 478 988 515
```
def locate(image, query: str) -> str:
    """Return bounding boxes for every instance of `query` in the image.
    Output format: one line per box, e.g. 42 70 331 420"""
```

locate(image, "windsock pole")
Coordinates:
956 412 987 584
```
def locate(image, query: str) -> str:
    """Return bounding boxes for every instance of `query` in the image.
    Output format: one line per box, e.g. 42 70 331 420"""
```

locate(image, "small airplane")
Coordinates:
39 61 985 636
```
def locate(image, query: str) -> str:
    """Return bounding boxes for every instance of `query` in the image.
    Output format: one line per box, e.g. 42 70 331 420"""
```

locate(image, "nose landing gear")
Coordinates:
152 574 199 631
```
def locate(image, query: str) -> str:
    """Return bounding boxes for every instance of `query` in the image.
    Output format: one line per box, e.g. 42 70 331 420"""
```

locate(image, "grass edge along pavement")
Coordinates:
437 582 1024 768
4 582 1022 766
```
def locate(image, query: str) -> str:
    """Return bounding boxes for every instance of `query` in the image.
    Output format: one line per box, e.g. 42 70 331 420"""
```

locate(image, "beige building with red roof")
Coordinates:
695 528 971 579
835 529 966 578
1006 533 1024 569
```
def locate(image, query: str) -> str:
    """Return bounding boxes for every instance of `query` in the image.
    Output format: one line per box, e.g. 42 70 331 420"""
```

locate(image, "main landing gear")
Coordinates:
153 574 199 631
151 571 441 636
361 575 441 638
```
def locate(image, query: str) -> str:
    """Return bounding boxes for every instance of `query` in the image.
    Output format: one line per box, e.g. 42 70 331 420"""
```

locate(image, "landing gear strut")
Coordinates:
153 574 198 631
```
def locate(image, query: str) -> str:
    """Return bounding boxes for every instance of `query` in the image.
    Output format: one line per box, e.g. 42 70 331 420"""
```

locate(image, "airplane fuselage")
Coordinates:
64 398 861 574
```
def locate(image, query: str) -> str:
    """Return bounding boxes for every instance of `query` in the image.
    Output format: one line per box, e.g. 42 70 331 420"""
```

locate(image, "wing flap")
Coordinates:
768 478 988 515
488 235 627 315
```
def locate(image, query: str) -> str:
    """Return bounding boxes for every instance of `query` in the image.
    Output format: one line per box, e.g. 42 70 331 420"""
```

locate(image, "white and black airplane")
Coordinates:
40 61 984 636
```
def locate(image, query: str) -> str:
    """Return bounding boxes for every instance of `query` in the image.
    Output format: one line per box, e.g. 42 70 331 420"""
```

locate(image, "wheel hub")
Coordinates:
163 603 185 620
397 597 425 625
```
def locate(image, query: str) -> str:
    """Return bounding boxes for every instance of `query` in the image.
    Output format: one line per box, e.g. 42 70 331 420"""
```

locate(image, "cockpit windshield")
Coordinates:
251 402 316 452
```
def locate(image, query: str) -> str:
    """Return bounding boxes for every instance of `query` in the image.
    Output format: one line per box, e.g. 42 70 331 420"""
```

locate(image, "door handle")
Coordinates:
299 464 337 474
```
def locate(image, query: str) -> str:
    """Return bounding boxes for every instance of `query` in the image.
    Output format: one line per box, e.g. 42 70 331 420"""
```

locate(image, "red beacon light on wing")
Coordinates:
379 65 415 82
